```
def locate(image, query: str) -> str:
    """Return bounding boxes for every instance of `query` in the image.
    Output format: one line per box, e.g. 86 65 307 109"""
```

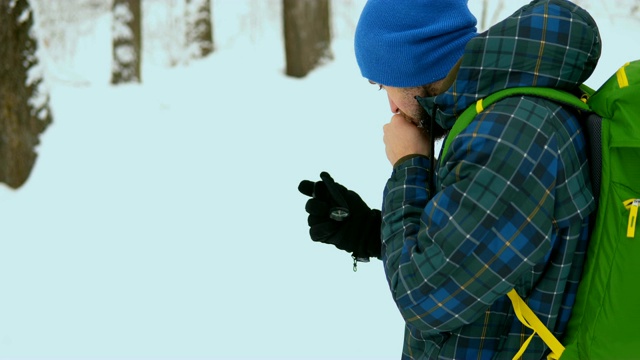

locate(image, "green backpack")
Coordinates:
441 60 640 359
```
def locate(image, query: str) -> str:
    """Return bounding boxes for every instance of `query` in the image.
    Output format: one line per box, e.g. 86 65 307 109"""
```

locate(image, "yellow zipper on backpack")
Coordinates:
623 199 639 238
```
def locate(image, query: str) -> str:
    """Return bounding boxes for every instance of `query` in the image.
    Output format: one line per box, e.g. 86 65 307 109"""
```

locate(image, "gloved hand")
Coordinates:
298 172 381 260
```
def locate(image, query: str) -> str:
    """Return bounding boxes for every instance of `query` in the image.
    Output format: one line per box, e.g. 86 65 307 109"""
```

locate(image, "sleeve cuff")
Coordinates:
393 154 431 169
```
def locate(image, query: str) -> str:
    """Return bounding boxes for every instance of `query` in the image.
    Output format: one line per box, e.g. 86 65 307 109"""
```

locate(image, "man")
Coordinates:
298 0 600 358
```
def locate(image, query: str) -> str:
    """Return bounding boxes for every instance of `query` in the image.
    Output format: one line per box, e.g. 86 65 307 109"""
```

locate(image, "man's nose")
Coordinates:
388 94 400 114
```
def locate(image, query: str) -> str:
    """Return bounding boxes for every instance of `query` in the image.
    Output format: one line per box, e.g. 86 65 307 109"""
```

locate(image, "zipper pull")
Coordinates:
623 199 639 238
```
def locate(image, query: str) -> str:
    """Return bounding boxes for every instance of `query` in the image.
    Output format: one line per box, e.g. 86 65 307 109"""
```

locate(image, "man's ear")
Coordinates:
438 57 463 94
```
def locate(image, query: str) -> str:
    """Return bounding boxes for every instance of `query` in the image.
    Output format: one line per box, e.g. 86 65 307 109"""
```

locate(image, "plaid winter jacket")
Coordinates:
381 1 600 359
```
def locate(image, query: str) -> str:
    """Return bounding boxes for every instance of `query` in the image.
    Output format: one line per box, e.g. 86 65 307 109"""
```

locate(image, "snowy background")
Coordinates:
1 0 639 359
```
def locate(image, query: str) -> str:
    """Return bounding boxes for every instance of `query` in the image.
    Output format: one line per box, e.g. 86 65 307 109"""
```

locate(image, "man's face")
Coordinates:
377 83 447 140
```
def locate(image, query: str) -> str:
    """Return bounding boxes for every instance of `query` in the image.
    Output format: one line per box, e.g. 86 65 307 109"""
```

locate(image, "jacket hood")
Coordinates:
419 0 602 130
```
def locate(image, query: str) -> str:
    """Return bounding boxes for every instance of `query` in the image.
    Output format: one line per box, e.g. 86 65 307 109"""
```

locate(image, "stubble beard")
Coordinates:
406 82 449 141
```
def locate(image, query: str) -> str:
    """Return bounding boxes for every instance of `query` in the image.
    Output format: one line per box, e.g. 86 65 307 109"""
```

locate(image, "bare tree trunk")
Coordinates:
480 0 489 31
186 0 214 59
0 0 53 189
283 0 332 78
478 0 505 31
111 0 142 84
490 0 505 29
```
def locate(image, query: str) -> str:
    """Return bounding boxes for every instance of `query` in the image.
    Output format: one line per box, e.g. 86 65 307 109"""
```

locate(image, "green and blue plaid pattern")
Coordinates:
381 1 599 358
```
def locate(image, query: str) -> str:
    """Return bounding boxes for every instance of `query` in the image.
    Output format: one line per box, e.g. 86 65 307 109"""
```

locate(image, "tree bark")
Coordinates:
186 0 214 59
0 0 53 189
111 0 142 84
283 0 332 78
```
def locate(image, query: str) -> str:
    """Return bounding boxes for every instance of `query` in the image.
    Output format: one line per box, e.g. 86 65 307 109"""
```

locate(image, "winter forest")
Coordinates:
1 0 640 358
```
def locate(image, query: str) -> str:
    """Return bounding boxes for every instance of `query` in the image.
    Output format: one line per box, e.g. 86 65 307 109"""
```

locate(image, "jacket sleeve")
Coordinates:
381 109 558 335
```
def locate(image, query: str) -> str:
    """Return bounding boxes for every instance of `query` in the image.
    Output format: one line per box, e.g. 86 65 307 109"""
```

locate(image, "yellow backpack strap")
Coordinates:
507 289 565 360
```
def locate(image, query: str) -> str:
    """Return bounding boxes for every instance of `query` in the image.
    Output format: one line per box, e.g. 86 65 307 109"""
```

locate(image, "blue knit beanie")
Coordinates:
354 0 477 87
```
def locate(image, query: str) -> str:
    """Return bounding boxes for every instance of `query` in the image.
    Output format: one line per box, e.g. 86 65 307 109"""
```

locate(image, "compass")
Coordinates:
329 207 350 221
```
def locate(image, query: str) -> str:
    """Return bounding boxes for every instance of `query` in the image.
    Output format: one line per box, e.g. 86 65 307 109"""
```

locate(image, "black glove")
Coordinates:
298 172 381 260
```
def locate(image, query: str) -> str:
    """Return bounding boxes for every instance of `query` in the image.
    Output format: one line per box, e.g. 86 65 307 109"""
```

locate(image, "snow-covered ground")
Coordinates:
1 1 638 358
